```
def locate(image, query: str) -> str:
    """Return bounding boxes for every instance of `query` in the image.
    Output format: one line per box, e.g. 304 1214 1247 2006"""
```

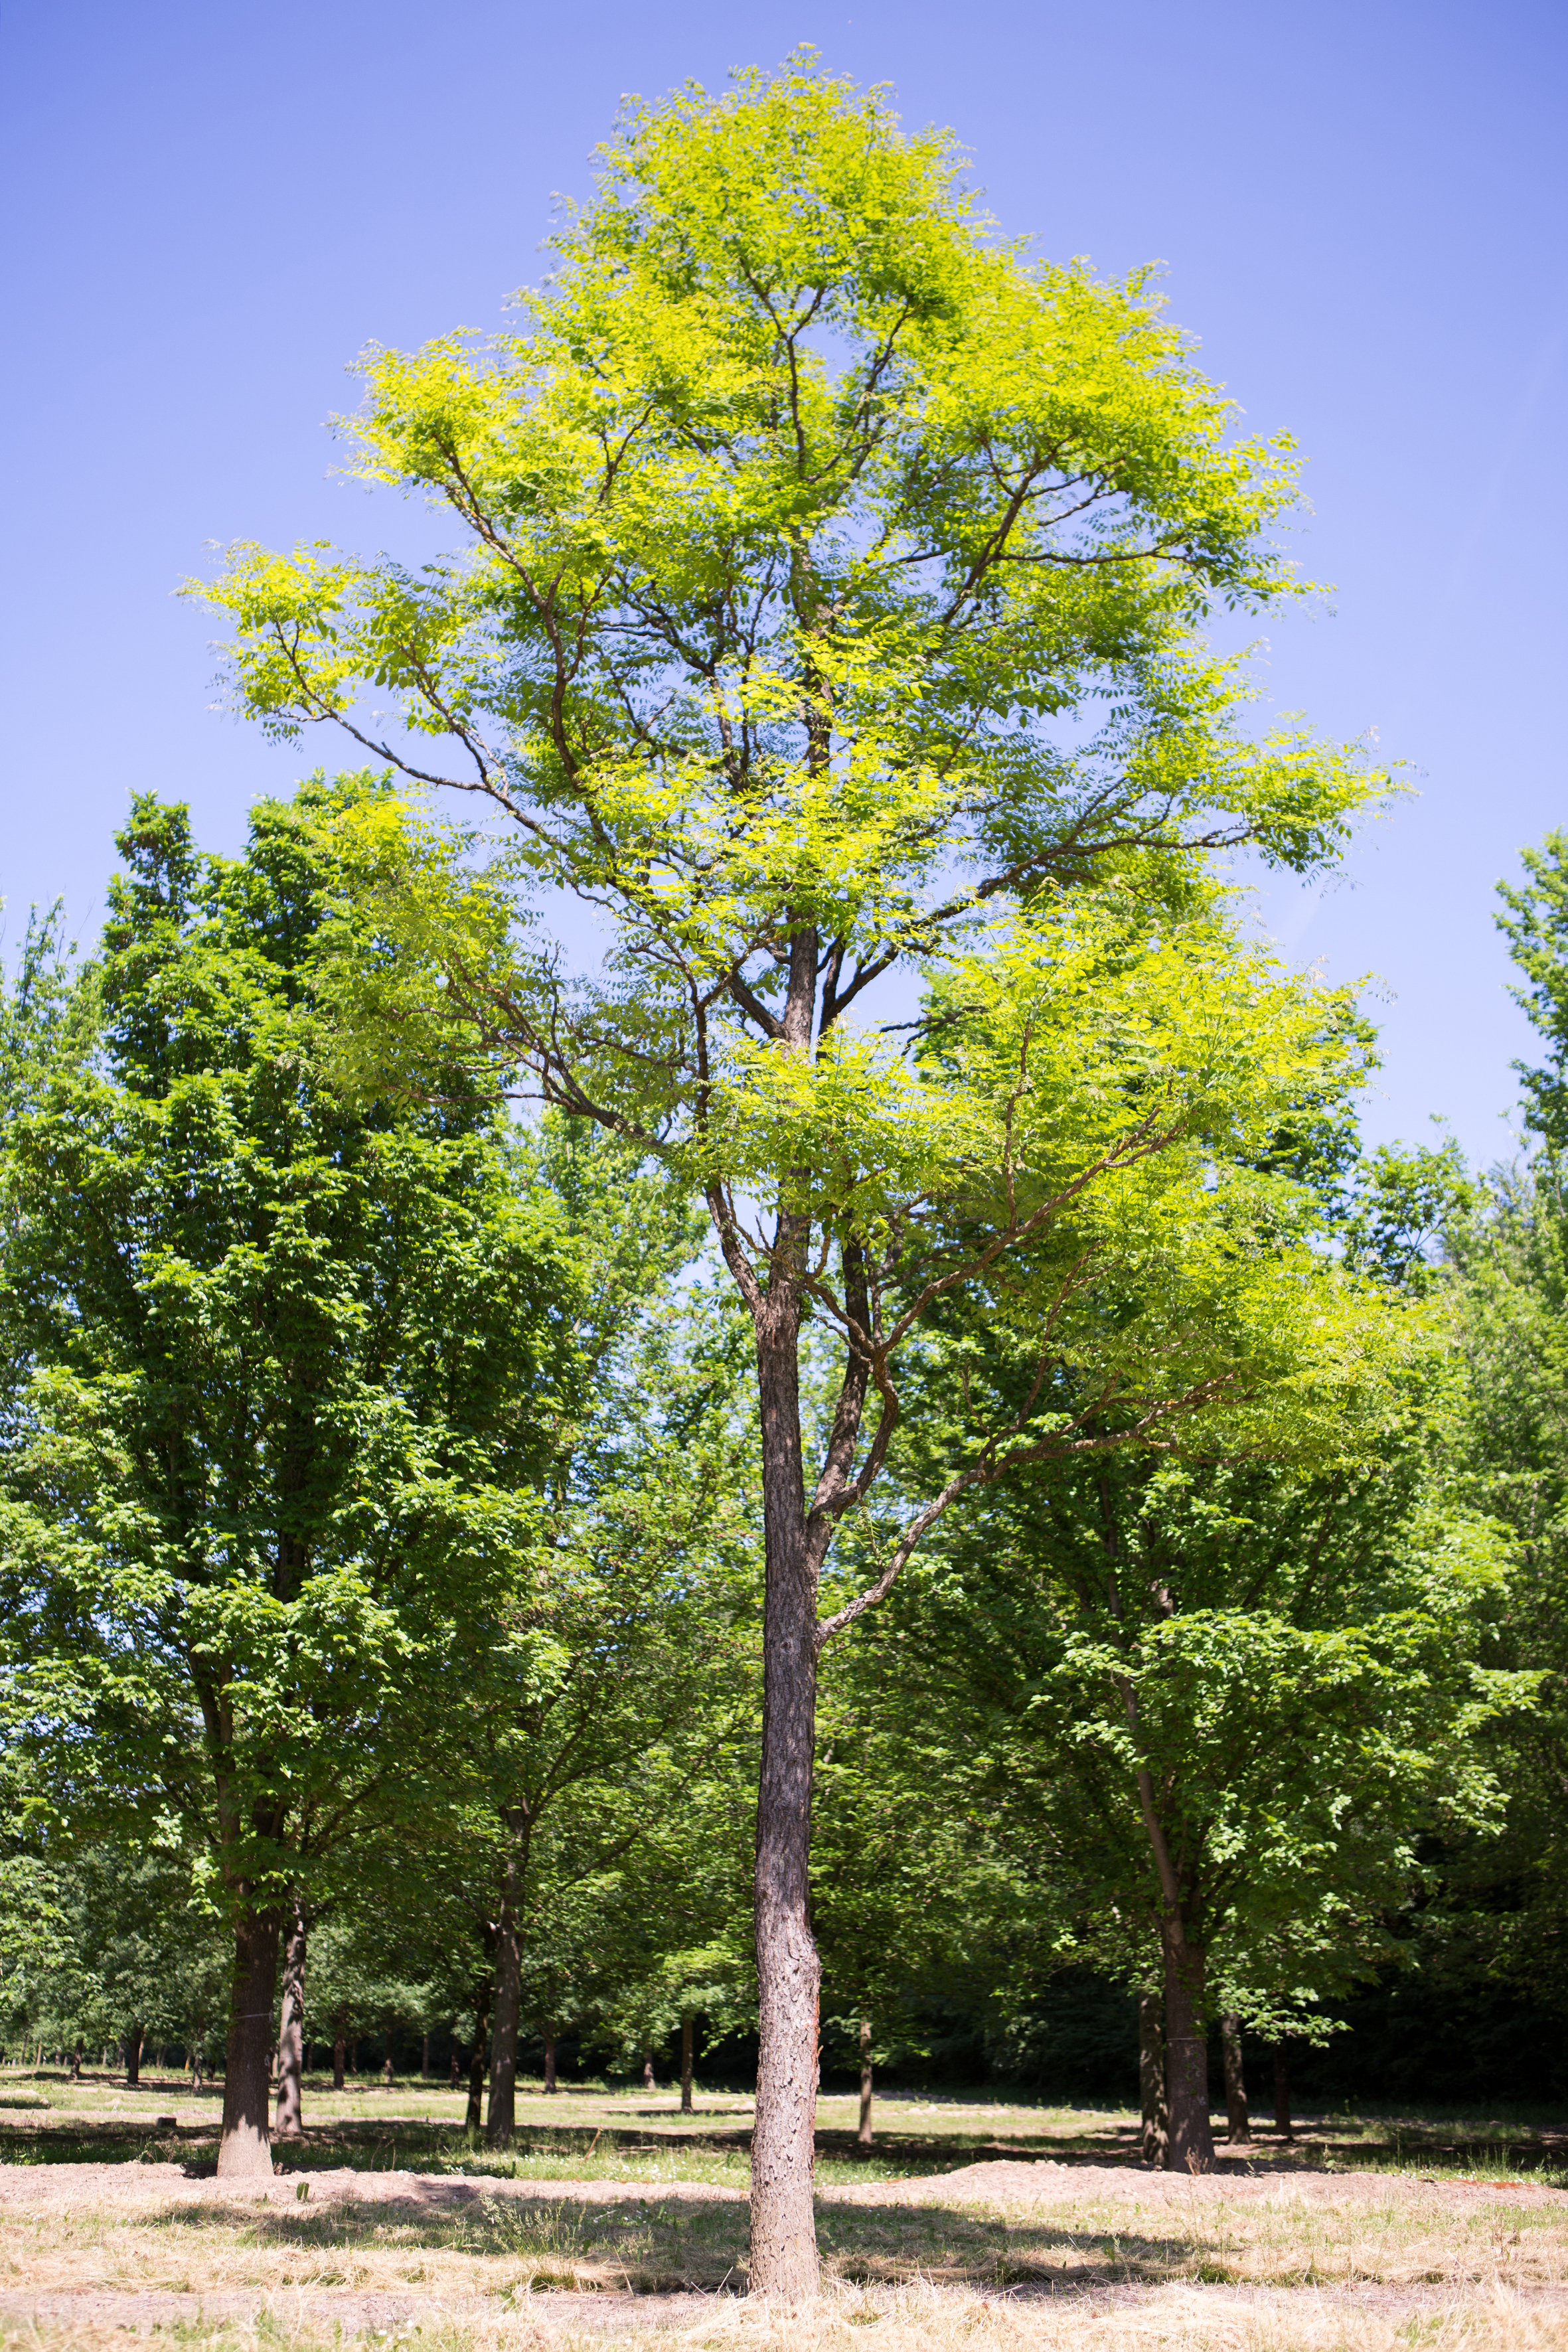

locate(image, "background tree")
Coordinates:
0 783 572 2173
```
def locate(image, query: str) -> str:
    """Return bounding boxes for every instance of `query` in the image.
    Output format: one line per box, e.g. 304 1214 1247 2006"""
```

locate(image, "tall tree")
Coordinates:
0 783 570 2173
195 64 1392 2288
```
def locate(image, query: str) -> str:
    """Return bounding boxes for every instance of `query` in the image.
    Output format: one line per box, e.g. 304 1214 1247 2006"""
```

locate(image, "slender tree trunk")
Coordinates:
487 1826 527 2147
643 2043 656 2093
333 2009 347 2092
468 1929 497 2136
422 2032 430 2080
680 2015 693 2114
217 1907 281 2177
1273 2045 1293 2138
70 2043 81 2082
748 1290 821 2302
545 2024 558 2094
274 1900 307 2140
125 2025 143 2088
382 2021 394 2087
1138 1991 1168 2167
1221 2013 1249 2144
1160 1917 1212 2170
858 2019 874 2147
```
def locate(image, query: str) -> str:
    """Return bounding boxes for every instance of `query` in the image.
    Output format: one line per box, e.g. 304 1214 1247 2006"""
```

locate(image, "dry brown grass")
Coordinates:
1 2157 1567 2349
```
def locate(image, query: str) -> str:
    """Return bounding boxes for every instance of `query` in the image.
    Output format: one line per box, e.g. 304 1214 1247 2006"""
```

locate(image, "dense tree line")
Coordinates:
0 60 1561 2303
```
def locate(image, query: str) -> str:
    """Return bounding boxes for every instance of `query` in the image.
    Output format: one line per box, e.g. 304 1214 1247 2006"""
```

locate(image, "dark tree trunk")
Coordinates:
643 2043 656 2093
70 2044 82 2082
382 2022 394 2087
333 2009 347 2092
545 2024 558 2095
749 1291 821 2301
1273 2045 1293 2138
858 2019 873 2147
274 1900 307 2140
422 2032 430 2080
1160 1917 1213 2170
468 1930 497 2135
1138 1990 1168 2167
487 1830 526 2147
449 2045 461 2088
217 1906 281 2177
1221 2013 1249 2144
125 2025 143 2088
680 2015 692 2114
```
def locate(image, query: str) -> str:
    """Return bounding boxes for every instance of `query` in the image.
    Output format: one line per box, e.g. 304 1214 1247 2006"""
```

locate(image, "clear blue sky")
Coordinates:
3 0 1563 1167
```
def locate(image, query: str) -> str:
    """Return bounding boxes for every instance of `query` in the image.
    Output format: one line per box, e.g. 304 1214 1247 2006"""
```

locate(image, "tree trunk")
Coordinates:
449 2045 461 2088
333 2008 347 2092
1160 1917 1212 2171
70 2043 81 2082
1221 2013 1249 2144
643 2042 656 2093
858 2019 873 2146
422 2031 430 2080
125 2025 143 2088
469 1928 497 2136
748 1293 821 2302
545 2024 558 2096
1138 1990 1168 2166
487 1830 526 2147
1273 2045 1293 2138
217 1907 281 2177
382 2023 395 2087
680 2015 693 2114
274 1900 307 2140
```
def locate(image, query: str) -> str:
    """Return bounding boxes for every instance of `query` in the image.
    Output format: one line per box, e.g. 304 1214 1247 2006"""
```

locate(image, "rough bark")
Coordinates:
680 2015 693 2114
70 2044 82 2082
545 2024 558 2095
333 2008 347 2092
1160 1917 1213 2170
125 2026 143 2089
487 1828 527 2147
1221 2013 1249 2144
858 2019 874 2147
1138 1990 1168 2167
274 1900 307 2140
748 1285 822 2302
216 1907 281 2177
1273 2045 1294 2138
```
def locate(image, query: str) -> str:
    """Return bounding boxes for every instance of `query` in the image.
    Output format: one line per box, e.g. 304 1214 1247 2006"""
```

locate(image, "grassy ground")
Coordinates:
2 2067 1567 2348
